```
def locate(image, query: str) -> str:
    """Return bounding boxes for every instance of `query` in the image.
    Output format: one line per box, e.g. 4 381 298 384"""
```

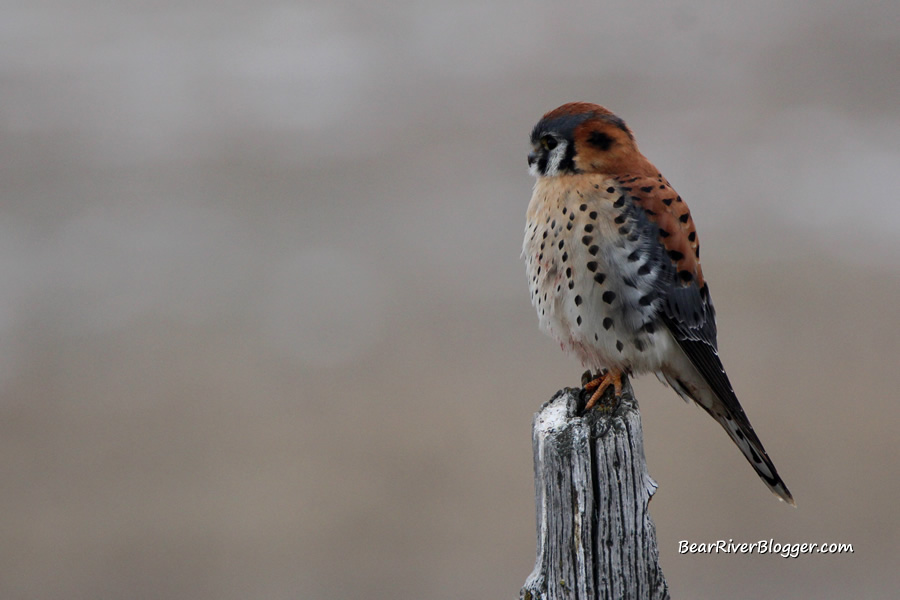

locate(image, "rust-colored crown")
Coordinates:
533 103 654 177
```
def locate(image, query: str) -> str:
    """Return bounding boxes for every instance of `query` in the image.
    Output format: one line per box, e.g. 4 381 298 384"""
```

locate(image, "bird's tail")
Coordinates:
712 405 795 506
661 370 795 505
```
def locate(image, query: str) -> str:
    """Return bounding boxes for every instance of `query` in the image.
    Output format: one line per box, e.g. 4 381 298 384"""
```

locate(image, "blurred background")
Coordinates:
1 1 899 598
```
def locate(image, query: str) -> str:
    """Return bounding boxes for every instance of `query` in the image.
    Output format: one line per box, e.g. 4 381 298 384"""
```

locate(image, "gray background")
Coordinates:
2 1 899 598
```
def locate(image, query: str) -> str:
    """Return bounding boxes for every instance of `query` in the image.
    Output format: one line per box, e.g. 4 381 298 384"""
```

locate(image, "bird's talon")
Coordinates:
581 369 594 387
581 370 624 411
582 368 608 390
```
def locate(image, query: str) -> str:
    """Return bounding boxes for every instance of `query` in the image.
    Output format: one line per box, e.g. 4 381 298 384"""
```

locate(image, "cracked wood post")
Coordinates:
521 379 670 600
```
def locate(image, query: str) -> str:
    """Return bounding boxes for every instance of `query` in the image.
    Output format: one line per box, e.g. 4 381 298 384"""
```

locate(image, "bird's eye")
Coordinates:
541 135 557 151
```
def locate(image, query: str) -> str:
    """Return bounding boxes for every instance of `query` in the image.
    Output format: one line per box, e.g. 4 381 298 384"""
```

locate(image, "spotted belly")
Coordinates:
523 179 673 374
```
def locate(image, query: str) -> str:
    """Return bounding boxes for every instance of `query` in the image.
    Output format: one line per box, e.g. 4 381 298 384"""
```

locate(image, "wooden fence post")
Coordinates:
520 381 670 600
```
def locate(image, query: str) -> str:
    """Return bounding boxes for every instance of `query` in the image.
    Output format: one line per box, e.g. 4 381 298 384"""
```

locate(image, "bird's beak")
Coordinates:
527 151 538 167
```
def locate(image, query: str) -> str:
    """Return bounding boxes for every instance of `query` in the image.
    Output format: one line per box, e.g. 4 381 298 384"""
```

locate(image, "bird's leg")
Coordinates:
582 368 624 411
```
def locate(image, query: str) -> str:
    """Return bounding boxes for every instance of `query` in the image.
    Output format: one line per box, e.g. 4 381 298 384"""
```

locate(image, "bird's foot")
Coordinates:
580 369 624 413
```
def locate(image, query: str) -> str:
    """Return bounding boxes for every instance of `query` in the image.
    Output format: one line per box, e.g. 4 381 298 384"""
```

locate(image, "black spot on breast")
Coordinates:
658 229 670 238
667 250 684 261
639 293 654 306
594 333 599 341
643 322 655 334
588 245 599 256
579 204 588 211
594 273 606 284
627 250 641 262
550 220 556 229
613 196 626 207
634 339 645 352
640 186 653 193
614 214 626 225
627 233 639 242
618 226 630 235
603 317 613 330
606 186 615 193
565 267 572 278
584 224 594 233
688 231 696 242
589 211 598 219
576 315 582 326
542 231 548 239
569 212 576 221
562 207 567 215
587 261 597 271
566 222 573 230
587 131 614 151
637 264 651 276
568 281 575 289
574 295 582 306
602 291 616 304
679 213 690 223
561 252 568 262
616 340 624 352
536 266 541 275
558 240 565 249
659 185 666 190
582 235 593 245
679 270 693 282
662 198 673 206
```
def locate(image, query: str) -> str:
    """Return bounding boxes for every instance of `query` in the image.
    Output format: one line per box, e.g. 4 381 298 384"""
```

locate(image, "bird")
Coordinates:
522 102 794 505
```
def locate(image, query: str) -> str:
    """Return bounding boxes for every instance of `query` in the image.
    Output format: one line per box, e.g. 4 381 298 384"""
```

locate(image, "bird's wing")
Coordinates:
620 176 734 404
622 177 754 423
625 176 793 504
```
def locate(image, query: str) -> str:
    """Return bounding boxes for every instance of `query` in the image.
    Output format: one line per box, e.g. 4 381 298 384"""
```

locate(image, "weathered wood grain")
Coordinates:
521 382 669 600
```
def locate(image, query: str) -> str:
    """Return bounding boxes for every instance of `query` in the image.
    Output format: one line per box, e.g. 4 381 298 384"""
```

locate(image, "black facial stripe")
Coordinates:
536 155 548 174
557 140 578 173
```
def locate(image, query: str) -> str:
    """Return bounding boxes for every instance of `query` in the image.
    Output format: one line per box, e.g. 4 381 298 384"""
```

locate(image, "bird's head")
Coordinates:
528 102 651 178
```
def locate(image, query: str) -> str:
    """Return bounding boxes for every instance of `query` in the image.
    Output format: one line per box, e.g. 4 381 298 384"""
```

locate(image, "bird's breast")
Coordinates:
523 176 669 372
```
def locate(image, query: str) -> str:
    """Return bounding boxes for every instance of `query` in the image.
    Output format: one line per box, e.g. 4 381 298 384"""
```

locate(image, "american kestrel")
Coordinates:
523 102 794 505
